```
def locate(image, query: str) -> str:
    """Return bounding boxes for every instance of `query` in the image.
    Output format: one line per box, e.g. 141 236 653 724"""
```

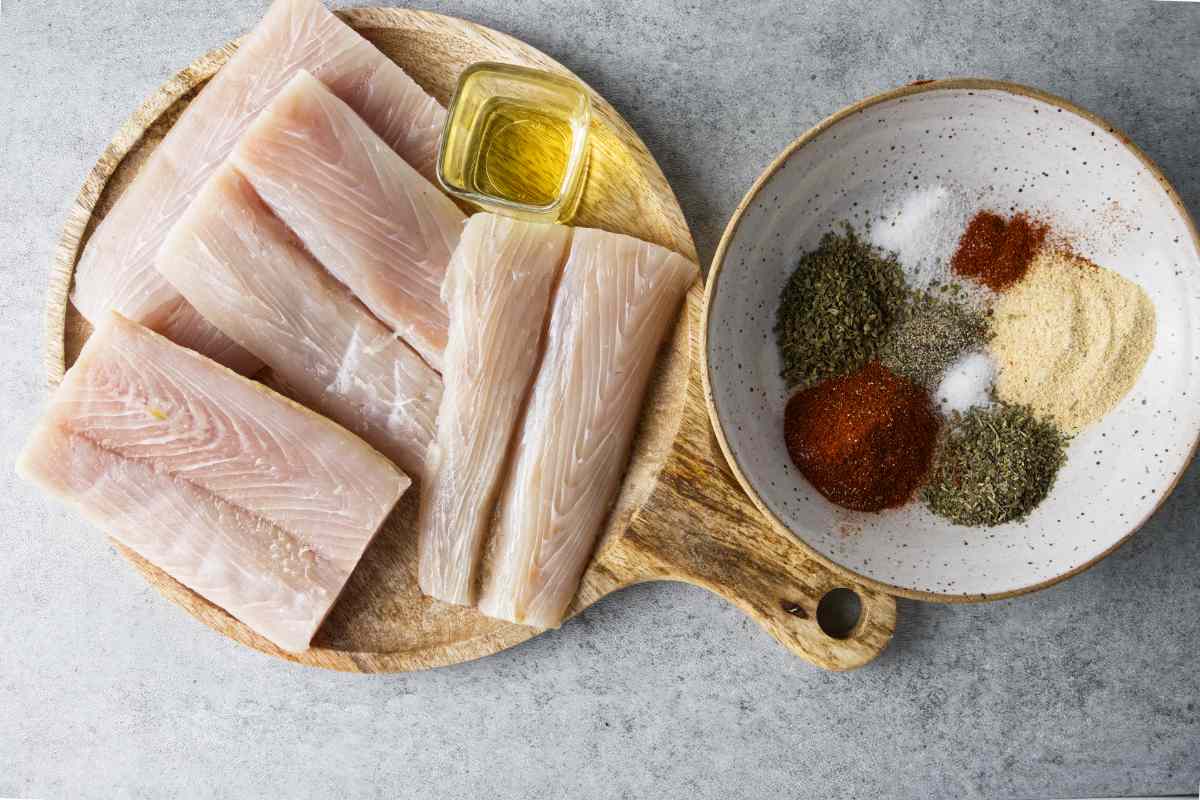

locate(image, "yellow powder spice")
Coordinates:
991 249 1156 433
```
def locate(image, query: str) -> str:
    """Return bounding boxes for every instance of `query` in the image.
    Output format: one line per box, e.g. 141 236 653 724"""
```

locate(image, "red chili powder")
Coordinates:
784 361 939 512
951 210 1048 291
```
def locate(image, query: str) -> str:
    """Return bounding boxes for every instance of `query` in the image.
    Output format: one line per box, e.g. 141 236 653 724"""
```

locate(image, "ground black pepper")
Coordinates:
879 293 989 387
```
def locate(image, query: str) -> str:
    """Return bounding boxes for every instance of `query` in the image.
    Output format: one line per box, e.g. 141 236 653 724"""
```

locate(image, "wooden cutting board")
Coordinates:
44 8 896 672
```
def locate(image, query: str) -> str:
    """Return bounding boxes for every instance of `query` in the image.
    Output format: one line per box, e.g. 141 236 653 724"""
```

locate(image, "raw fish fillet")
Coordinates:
417 214 572 606
158 164 442 480
232 71 465 372
17 313 407 653
71 0 446 372
477 229 697 628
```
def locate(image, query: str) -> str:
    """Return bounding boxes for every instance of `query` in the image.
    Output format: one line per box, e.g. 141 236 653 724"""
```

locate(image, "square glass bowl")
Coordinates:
437 62 591 222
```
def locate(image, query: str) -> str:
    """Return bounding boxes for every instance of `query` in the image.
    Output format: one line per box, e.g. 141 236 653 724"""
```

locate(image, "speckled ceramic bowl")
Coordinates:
704 79 1200 601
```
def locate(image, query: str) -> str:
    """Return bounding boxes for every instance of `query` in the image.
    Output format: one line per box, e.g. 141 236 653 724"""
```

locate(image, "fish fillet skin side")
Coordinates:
477 229 697 628
417 214 572 606
232 71 465 372
159 164 442 480
71 0 446 371
17 313 408 653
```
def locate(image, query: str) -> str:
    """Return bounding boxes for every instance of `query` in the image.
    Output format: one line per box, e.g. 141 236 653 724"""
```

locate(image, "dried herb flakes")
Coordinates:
775 227 908 389
922 403 1067 527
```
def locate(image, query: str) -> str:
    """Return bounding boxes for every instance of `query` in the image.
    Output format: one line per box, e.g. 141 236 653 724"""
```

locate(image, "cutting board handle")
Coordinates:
610 316 896 670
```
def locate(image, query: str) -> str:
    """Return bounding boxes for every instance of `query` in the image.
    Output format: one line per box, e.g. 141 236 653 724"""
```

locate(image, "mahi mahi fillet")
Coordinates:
477 228 697 628
158 163 442 480
417 214 572 606
71 0 446 372
231 71 465 372
17 313 408 653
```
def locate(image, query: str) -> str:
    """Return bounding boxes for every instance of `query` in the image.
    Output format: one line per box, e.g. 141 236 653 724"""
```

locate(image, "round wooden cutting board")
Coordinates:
45 8 896 672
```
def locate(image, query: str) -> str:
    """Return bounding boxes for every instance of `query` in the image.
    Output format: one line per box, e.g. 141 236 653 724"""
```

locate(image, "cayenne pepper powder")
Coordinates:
784 361 939 511
951 210 1048 291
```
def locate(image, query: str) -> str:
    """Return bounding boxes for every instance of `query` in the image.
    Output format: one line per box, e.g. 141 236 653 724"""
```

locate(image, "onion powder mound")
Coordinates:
991 249 1156 433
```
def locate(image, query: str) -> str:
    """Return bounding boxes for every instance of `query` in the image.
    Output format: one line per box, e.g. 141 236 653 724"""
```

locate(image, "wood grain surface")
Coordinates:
43 7 895 672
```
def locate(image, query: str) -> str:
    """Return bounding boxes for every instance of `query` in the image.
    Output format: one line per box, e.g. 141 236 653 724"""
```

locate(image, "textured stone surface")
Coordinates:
1 1 1198 798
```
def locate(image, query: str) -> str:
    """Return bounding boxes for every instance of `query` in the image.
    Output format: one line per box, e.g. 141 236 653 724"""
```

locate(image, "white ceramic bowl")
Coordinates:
704 79 1200 601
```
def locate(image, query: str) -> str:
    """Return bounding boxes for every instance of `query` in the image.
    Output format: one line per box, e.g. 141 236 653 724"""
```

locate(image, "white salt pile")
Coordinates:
870 185 992 308
935 351 995 414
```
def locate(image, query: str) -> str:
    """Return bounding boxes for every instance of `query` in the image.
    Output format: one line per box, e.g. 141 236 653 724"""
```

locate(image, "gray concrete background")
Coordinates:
1 1 1198 798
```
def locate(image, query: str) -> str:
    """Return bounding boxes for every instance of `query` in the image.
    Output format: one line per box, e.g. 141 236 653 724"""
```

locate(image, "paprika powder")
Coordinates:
784 361 939 511
951 210 1048 292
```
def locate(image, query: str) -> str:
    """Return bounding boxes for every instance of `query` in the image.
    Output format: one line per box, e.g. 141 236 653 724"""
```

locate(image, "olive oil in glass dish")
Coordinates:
437 62 591 222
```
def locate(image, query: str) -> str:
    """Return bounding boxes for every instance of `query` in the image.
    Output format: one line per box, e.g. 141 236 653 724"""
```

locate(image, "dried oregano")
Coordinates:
774 226 908 389
921 403 1068 527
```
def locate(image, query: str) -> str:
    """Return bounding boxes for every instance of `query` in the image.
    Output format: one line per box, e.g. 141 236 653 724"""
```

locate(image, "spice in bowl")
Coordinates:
783 361 939 512
871 186 973 294
951 210 1048 291
921 403 1067 526
879 292 990 387
934 350 996 415
991 249 1156 433
775 227 908 389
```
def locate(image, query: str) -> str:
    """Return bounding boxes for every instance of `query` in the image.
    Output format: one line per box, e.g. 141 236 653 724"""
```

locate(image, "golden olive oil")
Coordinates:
471 100 572 208
438 62 591 222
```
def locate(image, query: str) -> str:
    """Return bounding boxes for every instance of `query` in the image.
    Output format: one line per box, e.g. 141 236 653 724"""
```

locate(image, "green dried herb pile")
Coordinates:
921 403 1067 526
774 227 908 389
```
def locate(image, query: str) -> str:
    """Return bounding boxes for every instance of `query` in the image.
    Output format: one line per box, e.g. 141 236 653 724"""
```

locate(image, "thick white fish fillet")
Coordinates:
71 0 445 371
158 164 442 480
477 229 697 628
417 214 572 606
232 71 465 372
17 313 408 653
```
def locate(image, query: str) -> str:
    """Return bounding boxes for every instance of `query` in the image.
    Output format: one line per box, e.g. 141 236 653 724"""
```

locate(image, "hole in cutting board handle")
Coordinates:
816 588 863 639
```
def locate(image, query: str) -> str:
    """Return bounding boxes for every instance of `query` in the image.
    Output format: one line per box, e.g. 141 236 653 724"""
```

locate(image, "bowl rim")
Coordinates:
701 77 1200 603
